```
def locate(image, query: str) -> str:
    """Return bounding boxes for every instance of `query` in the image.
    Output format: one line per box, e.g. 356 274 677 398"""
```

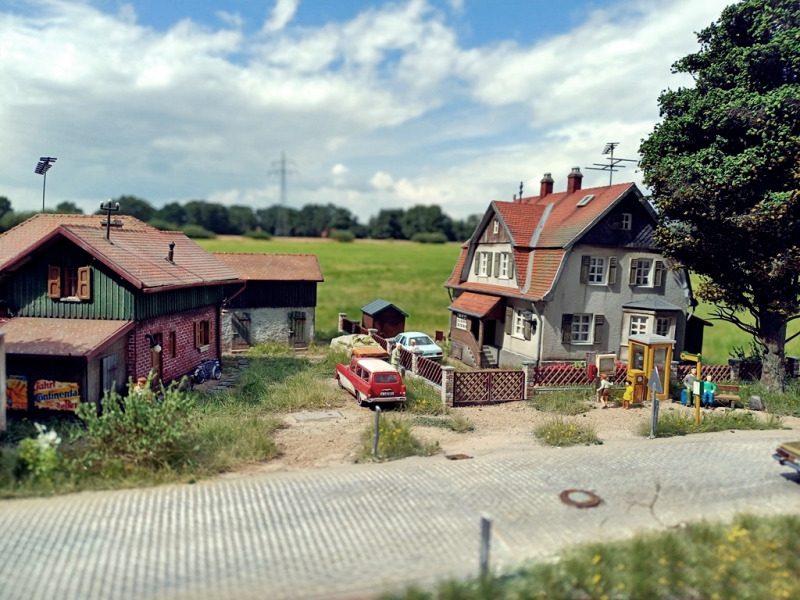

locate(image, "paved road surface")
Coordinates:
2 430 800 599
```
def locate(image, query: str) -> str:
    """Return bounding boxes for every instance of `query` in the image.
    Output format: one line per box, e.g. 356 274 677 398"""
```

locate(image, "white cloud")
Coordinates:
0 0 732 221
262 0 299 33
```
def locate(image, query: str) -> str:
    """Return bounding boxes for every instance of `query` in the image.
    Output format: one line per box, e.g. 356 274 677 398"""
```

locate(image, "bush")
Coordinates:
16 423 62 481
75 377 195 469
181 224 216 239
243 229 272 240
328 229 355 242
411 232 448 244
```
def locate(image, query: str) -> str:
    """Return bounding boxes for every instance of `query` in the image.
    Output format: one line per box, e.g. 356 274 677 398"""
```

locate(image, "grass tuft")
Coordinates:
534 416 601 447
356 414 439 462
642 409 783 437
529 389 592 415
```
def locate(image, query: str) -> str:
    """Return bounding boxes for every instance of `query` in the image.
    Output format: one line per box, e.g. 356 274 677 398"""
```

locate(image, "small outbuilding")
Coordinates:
360 299 408 339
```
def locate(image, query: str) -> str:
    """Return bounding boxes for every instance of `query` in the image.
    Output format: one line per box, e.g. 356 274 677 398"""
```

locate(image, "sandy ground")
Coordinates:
244 383 799 473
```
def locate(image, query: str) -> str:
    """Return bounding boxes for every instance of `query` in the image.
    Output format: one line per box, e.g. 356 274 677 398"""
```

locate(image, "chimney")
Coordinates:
167 241 175 263
540 173 554 197
567 167 583 194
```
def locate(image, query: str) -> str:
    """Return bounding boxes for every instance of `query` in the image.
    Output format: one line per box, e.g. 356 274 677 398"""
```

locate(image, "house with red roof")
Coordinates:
444 168 700 368
213 253 323 350
0 214 242 412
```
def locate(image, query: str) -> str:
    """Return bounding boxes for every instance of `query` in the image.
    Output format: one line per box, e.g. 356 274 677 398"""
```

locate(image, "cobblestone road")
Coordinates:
2 430 800 599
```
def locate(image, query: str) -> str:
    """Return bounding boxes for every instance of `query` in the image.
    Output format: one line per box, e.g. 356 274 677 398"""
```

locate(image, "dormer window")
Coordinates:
48 265 92 301
576 194 595 207
492 219 499 235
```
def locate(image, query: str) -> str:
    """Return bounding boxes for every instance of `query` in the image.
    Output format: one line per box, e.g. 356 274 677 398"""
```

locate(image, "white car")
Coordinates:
392 331 443 361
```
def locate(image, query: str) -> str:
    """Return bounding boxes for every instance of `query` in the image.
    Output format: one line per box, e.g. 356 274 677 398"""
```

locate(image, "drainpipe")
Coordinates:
531 302 544 366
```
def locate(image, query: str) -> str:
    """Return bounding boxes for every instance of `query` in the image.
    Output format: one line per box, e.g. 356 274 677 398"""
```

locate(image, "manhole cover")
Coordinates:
559 489 602 508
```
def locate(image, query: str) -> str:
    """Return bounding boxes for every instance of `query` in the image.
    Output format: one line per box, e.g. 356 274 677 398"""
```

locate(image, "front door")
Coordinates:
289 311 308 348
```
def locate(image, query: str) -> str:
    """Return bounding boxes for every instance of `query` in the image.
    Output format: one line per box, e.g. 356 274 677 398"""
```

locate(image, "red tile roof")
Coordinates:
449 292 502 317
213 253 323 282
1 317 134 359
445 181 641 301
0 215 241 291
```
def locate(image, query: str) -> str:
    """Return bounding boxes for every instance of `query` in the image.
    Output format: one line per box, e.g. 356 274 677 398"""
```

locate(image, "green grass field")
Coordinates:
198 237 800 365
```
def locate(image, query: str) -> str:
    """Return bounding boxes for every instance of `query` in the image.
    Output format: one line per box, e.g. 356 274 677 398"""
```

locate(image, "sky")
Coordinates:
0 0 734 221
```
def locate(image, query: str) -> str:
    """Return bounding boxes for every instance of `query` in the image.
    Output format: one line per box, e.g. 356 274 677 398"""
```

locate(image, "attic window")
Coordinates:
492 219 499 235
576 194 595 207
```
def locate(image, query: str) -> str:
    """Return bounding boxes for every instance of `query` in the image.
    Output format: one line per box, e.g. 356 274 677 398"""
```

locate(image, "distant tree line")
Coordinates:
0 195 481 242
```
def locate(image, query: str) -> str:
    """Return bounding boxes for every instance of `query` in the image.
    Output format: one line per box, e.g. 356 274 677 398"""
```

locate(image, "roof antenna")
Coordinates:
513 181 523 201
585 143 636 185
100 200 120 240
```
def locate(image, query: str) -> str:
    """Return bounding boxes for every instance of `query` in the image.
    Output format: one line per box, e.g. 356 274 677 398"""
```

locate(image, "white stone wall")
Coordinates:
221 307 316 350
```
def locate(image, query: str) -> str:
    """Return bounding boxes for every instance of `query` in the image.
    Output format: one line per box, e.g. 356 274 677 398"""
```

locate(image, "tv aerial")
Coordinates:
586 143 636 185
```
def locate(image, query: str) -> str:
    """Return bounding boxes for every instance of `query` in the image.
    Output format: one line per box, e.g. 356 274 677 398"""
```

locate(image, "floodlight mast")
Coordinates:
34 157 57 212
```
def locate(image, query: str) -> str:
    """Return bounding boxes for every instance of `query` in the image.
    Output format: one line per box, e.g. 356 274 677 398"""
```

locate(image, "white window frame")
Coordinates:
455 314 468 330
571 314 592 344
588 257 606 285
629 315 649 336
656 317 672 337
635 258 653 286
621 213 632 231
479 252 489 276
492 220 499 235
499 253 510 279
513 309 526 338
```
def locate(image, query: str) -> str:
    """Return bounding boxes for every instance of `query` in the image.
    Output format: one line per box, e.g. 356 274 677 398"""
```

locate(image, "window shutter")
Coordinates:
561 314 573 344
486 253 493 277
494 253 500 277
629 259 639 285
524 319 531 340
580 255 590 283
508 252 516 280
654 260 665 286
47 266 61 299
608 257 618 285
594 314 605 343
473 252 480 275
504 306 513 335
194 322 200 349
77 267 92 300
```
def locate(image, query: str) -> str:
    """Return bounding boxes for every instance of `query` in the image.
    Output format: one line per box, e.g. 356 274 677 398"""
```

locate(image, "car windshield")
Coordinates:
413 336 434 346
374 373 399 384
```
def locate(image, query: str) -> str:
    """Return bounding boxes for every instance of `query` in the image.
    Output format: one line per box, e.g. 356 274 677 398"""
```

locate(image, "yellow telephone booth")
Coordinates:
627 334 674 403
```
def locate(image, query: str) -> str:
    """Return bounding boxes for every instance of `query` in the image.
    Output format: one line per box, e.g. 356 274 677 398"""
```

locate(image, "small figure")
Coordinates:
391 343 403 371
681 367 697 405
622 380 633 410
409 339 421 354
133 376 147 395
596 373 613 408
702 375 717 409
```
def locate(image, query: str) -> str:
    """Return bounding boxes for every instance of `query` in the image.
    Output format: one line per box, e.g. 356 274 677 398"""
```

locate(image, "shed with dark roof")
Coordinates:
359 299 408 339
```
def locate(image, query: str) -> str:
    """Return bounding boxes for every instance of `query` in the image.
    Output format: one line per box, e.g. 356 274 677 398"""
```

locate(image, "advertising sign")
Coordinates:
33 379 81 411
6 375 28 410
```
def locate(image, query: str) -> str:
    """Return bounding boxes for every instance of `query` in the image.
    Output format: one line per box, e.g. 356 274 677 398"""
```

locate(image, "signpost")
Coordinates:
680 351 703 424
648 366 663 439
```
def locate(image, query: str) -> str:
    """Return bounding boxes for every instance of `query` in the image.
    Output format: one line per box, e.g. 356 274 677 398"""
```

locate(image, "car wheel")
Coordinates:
357 393 366 407
336 375 344 389
194 370 205 385
213 367 222 380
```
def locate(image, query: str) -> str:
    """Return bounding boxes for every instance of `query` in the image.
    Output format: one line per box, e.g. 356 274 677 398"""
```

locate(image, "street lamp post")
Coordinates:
34 156 57 212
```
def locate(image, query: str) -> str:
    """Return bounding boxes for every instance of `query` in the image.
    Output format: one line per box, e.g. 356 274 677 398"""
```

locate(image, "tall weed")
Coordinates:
356 414 439 462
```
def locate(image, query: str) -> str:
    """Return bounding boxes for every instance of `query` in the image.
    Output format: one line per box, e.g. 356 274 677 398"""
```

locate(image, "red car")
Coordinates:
335 357 406 406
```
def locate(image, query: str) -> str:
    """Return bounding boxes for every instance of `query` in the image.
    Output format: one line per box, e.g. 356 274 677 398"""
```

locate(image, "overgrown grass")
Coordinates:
356 414 440 462
529 389 592 415
404 376 446 415
641 408 784 438
383 514 800 599
534 416 601 447
738 380 800 417
413 413 475 433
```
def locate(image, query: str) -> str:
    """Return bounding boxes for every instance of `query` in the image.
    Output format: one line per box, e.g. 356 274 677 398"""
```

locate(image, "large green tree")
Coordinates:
639 0 800 391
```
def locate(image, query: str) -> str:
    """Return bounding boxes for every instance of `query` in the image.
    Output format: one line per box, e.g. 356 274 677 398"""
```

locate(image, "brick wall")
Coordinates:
127 305 219 386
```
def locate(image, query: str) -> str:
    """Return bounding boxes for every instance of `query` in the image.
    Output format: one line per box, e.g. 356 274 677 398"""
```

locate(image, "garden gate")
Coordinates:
453 370 524 406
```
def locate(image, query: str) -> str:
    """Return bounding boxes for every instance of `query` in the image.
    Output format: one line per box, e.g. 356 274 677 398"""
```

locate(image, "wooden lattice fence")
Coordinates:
453 370 525 405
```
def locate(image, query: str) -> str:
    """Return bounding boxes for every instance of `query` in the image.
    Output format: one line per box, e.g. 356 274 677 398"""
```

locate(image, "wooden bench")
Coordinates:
715 384 741 408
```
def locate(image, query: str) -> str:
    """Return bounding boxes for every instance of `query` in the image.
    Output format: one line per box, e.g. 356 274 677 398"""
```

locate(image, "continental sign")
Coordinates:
33 379 81 412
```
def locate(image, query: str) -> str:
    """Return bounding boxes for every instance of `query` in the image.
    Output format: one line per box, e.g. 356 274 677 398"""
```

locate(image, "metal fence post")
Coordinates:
373 405 382 459
479 515 491 578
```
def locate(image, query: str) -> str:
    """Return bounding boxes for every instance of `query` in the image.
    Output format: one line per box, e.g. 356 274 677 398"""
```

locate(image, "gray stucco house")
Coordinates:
214 253 323 350
444 168 700 368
